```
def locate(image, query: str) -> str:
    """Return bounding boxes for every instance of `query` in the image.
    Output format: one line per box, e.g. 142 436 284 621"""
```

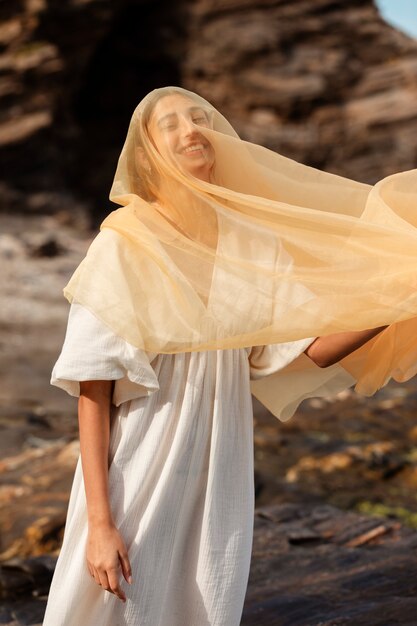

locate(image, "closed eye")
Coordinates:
192 117 209 125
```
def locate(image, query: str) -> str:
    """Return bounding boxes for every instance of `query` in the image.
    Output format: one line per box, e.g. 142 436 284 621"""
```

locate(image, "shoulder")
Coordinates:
97 226 124 243
86 226 125 256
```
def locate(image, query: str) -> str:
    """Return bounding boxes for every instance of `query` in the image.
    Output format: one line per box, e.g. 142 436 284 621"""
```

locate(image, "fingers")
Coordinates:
107 566 127 603
91 564 102 588
97 569 111 594
118 550 133 585
89 563 127 603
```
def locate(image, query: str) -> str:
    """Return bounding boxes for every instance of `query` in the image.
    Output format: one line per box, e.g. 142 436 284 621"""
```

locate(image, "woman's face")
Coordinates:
148 94 215 183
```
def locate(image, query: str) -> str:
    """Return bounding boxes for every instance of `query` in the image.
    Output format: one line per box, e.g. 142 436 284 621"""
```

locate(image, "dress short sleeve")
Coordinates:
51 303 160 406
249 339 355 422
249 337 316 380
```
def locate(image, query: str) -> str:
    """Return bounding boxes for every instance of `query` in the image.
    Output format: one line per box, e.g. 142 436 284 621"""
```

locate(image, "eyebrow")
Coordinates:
157 107 208 127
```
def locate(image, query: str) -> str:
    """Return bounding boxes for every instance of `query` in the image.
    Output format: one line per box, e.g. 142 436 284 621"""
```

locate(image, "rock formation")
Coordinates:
1 0 417 221
2 502 417 625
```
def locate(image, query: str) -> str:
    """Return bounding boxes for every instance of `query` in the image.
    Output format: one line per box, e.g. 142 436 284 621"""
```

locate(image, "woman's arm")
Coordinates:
78 380 132 602
304 325 388 368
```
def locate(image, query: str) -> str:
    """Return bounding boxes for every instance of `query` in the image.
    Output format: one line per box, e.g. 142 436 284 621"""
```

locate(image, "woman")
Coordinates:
42 87 417 625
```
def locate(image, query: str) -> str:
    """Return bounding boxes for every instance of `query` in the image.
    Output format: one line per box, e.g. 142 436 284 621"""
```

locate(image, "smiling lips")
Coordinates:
182 142 206 155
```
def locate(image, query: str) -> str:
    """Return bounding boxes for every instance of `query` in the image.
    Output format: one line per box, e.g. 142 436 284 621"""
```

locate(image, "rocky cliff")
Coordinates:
2 0 417 221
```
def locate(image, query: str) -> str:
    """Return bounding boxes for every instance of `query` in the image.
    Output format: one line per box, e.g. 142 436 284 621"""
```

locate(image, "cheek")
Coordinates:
207 144 215 166
153 134 168 156
163 134 183 162
150 127 174 159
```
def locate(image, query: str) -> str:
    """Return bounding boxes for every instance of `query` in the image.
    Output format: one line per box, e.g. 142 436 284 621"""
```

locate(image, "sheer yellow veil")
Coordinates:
64 86 417 399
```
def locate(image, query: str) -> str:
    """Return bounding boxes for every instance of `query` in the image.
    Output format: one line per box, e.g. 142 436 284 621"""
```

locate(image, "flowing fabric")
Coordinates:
63 86 417 408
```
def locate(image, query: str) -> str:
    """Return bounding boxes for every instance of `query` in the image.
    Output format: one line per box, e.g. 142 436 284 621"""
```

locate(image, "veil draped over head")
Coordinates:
64 86 417 415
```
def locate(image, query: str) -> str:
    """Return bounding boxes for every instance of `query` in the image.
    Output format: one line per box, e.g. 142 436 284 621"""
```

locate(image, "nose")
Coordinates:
180 115 199 137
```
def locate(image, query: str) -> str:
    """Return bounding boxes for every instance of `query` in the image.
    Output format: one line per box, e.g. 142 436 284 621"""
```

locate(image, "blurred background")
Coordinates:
1 0 417 619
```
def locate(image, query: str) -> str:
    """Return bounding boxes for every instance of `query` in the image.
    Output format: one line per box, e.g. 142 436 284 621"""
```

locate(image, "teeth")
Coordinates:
183 143 205 153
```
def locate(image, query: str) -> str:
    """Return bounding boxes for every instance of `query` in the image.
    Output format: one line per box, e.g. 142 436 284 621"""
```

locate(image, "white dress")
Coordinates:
42 303 353 626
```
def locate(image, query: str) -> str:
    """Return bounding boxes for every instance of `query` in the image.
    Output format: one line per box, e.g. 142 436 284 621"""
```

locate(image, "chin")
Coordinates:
192 168 211 181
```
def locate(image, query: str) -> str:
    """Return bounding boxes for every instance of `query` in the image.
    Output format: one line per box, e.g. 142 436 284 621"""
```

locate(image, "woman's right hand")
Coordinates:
86 521 132 603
